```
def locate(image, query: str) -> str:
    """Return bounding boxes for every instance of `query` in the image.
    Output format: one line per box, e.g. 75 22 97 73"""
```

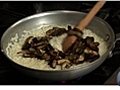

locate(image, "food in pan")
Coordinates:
6 24 107 70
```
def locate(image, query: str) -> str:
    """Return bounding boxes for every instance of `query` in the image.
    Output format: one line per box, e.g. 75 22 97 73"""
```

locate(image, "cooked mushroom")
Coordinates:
67 28 83 38
54 55 61 60
17 50 27 55
61 62 71 70
65 53 74 61
42 53 51 61
70 39 80 53
46 27 68 37
85 36 94 45
18 25 100 70
49 49 55 56
67 25 72 30
22 36 34 50
34 49 43 57
51 60 57 69
45 44 54 51
29 47 36 52
22 53 35 58
58 51 66 58
36 45 46 50
32 37 40 43
17 50 35 58
46 28 56 37
84 47 92 54
66 38 86 55
33 41 47 47
84 36 100 51
57 59 70 65
92 51 99 56
84 47 99 55
26 36 34 44
89 42 99 51
51 28 67 36
77 42 86 54
86 55 100 62
75 54 85 64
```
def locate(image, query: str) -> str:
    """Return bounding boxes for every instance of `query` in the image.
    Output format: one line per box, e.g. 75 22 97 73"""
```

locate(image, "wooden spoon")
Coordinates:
62 1 106 52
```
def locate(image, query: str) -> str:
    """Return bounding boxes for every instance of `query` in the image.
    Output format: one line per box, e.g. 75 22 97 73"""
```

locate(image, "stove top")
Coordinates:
0 1 120 85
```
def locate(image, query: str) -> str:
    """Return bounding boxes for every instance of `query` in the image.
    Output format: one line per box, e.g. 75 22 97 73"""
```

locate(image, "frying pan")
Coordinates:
1 10 120 81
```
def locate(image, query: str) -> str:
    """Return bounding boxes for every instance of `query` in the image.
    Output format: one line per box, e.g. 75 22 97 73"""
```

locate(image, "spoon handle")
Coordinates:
76 1 106 30
62 1 106 52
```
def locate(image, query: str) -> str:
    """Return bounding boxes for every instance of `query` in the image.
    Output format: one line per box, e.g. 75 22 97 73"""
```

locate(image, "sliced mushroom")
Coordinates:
61 62 71 70
67 29 83 38
54 55 61 60
87 55 100 62
67 38 86 55
17 50 35 58
36 44 47 50
34 49 43 57
57 59 70 65
77 42 86 54
65 53 75 61
92 51 99 56
45 44 54 51
59 51 66 58
26 36 34 44
75 54 85 64
71 40 80 53
22 36 34 50
51 60 57 69
84 47 99 55
46 28 56 37
40 49 46 54
49 50 55 56
85 36 94 45
89 42 99 51
41 53 49 60
41 36 49 41
17 50 31 54
67 25 72 31
51 28 67 36
22 53 35 58
84 47 93 54
29 47 36 52
22 53 31 57
33 41 47 47
84 36 100 51
32 37 40 43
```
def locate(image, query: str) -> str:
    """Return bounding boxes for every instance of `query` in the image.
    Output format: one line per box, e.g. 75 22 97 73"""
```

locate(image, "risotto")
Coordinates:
6 24 107 70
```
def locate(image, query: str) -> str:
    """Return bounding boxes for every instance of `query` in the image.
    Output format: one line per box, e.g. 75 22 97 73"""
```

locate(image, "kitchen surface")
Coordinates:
0 1 120 85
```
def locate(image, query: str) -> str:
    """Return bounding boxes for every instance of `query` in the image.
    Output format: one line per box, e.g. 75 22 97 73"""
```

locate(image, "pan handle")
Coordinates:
109 33 120 57
116 33 120 41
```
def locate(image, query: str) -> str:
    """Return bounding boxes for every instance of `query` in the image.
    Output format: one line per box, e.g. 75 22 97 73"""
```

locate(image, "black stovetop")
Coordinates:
0 1 120 85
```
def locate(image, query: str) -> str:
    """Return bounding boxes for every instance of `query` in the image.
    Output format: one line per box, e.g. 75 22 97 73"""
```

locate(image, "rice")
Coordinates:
6 24 108 70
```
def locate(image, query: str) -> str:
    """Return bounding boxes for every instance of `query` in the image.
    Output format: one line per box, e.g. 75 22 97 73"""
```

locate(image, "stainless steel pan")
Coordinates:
1 10 120 81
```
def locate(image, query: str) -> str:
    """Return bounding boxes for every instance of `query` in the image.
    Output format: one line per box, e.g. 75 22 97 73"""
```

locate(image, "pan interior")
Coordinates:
1 10 114 71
